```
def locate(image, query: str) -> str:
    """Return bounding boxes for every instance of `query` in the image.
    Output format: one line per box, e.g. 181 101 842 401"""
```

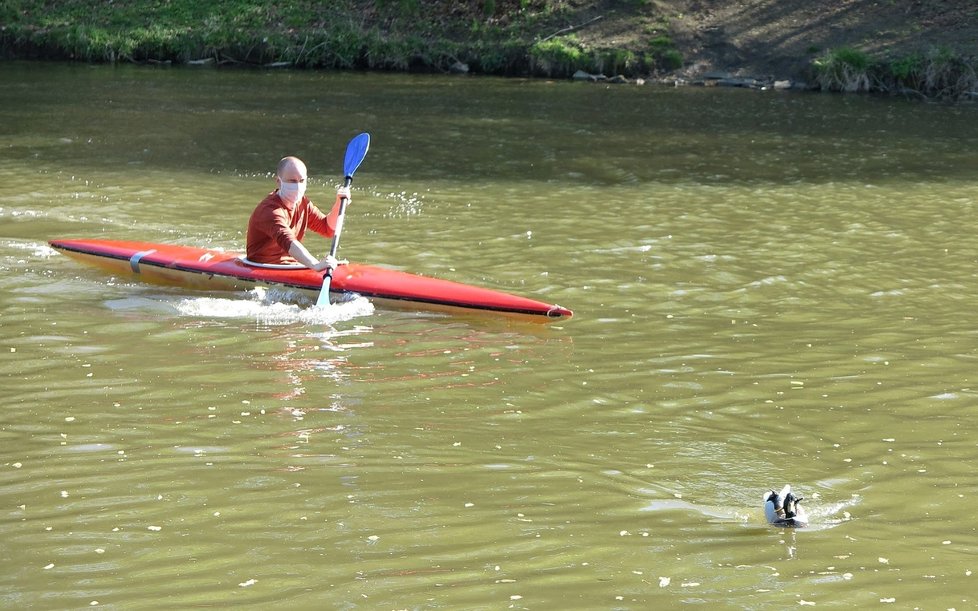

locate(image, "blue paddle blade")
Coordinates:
343 133 370 179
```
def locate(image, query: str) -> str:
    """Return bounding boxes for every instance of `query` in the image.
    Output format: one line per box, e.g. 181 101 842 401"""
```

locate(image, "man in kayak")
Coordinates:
246 155 350 271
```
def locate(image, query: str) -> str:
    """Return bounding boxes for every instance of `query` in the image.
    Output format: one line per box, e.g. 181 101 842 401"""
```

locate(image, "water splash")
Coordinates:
374 189 425 217
806 493 861 529
3 240 58 258
173 287 374 325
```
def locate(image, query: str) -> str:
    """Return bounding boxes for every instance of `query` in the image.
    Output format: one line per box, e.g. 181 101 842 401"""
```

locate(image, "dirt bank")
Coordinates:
571 0 978 81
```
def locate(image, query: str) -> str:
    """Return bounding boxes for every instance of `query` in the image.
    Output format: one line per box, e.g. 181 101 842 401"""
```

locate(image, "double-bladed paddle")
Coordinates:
315 132 370 308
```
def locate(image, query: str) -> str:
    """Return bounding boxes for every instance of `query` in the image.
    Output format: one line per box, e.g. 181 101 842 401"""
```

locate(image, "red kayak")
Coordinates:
49 239 573 321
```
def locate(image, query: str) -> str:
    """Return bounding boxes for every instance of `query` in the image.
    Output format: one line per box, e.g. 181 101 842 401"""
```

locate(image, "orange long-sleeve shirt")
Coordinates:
246 192 341 264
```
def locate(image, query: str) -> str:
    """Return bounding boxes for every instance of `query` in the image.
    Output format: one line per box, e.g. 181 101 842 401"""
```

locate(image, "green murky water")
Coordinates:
2 62 978 609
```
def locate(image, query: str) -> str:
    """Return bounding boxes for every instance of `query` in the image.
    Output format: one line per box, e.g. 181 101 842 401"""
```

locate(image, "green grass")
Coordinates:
528 36 586 76
811 45 978 99
812 47 874 92
3 0 684 79
0 1 583 75
647 34 683 72
889 52 924 84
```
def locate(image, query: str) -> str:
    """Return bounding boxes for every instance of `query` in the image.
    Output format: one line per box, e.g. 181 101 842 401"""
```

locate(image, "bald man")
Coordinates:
246 156 351 271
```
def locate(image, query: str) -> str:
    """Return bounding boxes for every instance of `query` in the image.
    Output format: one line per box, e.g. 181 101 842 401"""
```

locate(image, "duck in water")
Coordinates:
764 484 809 527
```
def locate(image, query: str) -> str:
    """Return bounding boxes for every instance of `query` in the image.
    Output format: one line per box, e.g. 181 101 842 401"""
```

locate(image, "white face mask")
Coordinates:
278 180 306 204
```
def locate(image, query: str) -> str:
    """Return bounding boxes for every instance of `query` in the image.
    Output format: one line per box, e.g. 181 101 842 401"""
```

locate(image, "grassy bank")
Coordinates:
2 0 976 99
813 46 978 100
0 1 679 76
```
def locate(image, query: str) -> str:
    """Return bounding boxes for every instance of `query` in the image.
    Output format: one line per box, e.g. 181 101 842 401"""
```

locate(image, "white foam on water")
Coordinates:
3 239 58 258
173 287 374 325
771 492 862 531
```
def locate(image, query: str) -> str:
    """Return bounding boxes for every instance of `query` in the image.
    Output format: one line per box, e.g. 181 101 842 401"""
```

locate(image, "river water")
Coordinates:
2 62 977 609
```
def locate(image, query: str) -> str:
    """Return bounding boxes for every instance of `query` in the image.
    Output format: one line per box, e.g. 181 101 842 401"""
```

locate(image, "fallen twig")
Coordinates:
538 15 603 43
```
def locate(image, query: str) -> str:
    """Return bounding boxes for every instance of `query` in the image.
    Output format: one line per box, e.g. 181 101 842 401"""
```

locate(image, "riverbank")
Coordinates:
2 1 976 99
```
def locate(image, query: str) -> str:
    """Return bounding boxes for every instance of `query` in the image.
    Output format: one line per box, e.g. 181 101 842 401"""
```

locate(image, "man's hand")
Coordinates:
337 186 352 202
313 254 348 272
